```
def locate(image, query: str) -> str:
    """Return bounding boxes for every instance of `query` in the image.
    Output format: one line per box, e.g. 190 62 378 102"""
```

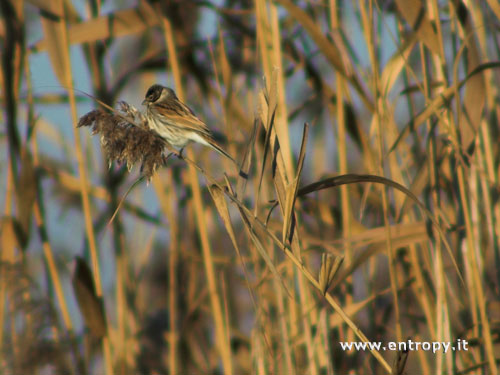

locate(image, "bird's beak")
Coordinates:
141 99 147 105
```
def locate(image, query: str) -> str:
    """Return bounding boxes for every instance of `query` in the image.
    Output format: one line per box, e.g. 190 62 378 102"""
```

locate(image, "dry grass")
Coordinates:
1 0 500 374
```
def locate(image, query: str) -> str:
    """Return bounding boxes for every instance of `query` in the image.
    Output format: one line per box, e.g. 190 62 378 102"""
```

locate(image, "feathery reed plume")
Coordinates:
77 102 169 180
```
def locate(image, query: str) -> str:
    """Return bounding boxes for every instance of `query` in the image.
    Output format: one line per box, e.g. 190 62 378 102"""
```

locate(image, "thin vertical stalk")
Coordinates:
270 3 293 180
0 163 15 356
53 0 111 370
456 165 497 374
152 169 179 375
360 0 402 342
274 273 294 375
163 17 233 375
426 41 449 373
26 41 75 342
33 202 73 330
446 10 496 369
329 0 355 347
393 21 437 345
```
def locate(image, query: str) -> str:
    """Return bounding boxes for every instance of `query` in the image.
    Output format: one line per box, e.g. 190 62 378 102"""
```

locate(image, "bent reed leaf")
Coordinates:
272 173 463 284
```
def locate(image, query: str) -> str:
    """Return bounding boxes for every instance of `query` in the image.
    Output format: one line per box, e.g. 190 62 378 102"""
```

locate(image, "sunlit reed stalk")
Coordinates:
163 16 234 375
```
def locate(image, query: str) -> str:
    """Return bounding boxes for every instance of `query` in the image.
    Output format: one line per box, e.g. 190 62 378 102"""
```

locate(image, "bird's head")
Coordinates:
142 84 177 105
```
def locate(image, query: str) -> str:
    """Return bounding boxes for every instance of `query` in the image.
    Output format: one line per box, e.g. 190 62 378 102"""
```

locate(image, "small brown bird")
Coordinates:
142 84 235 163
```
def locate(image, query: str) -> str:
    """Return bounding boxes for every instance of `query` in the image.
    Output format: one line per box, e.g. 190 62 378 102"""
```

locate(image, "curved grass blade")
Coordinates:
274 173 463 284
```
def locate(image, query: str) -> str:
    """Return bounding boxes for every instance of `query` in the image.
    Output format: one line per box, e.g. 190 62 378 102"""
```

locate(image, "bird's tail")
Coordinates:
191 132 237 165
207 139 237 165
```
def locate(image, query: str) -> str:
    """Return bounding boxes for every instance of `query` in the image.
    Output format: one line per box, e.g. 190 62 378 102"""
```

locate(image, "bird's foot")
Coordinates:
178 148 185 160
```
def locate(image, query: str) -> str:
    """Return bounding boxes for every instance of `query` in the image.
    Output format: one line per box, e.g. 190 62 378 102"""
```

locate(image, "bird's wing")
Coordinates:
152 99 236 164
152 101 213 138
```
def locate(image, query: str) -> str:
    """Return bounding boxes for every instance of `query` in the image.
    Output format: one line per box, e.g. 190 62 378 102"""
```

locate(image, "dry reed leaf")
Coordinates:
72 257 107 338
1 217 20 256
348 221 427 250
39 0 70 86
291 174 462 282
222 184 291 295
391 84 458 151
396 161 428 220
34 2 161 52
266 68 278 130
380 36 416 95
225 180 392 372
260 72 306 260
235 118 257 198
26 0 58 16
283 183 296 243
45 166 110 202
457 8 485 149
390 62 499 152
255 80 277 209
264 70 291 212
236 199 289 294
276 216 421 251
329 290 386 328
395 0 442 57
289 220 427 256
217 27 232 92
341 102 377 172
318 253 343 295
329 228 428 290
329 239 418 290
61 0 80 21
486 0 500 21
29 0 79 21
392 344 409 375
282 124 308 245
208 185 239 253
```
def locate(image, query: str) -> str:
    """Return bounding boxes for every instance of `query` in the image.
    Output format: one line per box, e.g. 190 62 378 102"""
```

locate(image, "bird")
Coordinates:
142 84 235 163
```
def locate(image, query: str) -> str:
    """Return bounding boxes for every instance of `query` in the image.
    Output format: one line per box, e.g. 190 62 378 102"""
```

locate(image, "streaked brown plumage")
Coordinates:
142 84 234 163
